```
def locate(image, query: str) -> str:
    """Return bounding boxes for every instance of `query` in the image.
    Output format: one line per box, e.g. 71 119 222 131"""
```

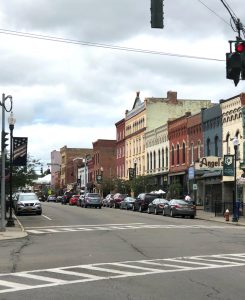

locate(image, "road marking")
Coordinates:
42 215 52 220
25 223 145 229
0 253 245 294
25 223 244 235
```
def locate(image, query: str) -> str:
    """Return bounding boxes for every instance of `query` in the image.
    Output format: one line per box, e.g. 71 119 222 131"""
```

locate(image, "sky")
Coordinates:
0 0 244 171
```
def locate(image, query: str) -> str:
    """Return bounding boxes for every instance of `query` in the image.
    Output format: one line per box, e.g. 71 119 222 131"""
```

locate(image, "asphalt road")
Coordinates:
0 202 245 300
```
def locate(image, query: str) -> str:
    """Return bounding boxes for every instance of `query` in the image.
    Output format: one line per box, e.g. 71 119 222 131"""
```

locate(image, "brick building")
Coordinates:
115 118 125 179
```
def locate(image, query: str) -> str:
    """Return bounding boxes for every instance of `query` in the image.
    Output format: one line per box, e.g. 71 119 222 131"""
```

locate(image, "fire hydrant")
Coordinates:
224 209 229 222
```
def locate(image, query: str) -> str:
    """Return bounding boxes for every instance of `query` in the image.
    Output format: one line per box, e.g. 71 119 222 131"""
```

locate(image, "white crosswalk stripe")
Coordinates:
25 223 244 235
0 253 245 294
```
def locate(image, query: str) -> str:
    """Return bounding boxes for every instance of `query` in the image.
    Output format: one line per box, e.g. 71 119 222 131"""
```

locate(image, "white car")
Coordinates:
15 193 42 215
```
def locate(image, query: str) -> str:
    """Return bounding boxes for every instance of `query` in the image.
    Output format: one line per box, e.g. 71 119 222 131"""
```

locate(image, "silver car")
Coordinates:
15 193 42 215
82 193 102 209
163 199 195 218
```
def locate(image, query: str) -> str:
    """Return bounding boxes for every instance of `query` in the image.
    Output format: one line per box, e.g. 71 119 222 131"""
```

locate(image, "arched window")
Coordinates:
150 152 153 170
226 133 230 154
177 144 180 165
147 153 149 172
153 151 156 170
207 138 211 156
158 149 161 169
166 147 169 168
182 142 186 164
172 145 175 165
214 136 219 156
191 143 194 164
197 141 201 159
162 148 164 168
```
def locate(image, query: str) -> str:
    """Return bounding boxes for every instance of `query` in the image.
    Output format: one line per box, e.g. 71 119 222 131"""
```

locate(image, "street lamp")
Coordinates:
232 136 238 222
0 94 13 231
100 166 104 197
134 159 137 179
6 111 16 227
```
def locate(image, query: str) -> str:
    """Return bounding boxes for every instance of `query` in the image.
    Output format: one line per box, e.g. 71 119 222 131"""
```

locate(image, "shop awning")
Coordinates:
201 170 222 178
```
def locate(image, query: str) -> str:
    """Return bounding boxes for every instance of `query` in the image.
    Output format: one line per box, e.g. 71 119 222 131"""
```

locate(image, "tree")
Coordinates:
9 155 40 192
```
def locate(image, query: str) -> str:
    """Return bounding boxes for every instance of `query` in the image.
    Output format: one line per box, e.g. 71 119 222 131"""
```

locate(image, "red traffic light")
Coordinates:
235 42 245 53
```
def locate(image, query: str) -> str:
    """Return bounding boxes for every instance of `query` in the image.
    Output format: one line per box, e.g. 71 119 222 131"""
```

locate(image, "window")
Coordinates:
153 151 156 170
158 149 161 169
214 136 219 156
191 143 194 164
177 144 180 165
226 134 230 154
150 152 153 170
207 138 211 156
182 142 186 164
147 153 149 172
162 148 164 168
166 147 168 168
171 145 174 165
197 141 201 159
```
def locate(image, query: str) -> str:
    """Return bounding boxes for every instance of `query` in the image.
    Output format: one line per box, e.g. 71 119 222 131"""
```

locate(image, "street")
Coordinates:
0 203 245 300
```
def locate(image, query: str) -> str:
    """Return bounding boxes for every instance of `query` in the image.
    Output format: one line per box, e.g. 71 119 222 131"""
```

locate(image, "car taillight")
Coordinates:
173 204 180 208
159 204 164 208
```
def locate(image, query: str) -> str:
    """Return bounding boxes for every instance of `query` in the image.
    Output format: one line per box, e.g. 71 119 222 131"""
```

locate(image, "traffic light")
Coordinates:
151 0 164 29
1 131 9 151
226 41 245 86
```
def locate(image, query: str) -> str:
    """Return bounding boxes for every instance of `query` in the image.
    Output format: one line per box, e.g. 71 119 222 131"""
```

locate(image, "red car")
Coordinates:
69 195 80 206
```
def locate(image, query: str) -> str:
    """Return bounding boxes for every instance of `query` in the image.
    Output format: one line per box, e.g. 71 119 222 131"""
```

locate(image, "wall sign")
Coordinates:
223 155 234 176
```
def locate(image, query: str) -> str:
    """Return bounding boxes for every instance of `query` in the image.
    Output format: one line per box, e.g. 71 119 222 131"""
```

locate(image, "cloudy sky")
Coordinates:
0 0 244 170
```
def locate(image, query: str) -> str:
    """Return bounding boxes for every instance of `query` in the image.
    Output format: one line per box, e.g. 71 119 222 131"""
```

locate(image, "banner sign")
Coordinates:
223 155 234 176
13 137 28 166
128 168 135 180
96 174 102 184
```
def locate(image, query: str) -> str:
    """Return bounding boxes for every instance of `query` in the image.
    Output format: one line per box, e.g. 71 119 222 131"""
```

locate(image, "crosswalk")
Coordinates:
25 222 243 235
0 253 245 294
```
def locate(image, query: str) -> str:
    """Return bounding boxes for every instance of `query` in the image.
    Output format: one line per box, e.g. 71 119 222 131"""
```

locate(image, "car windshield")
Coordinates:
19 194 38 201
88 194 100 198
172 200 188 205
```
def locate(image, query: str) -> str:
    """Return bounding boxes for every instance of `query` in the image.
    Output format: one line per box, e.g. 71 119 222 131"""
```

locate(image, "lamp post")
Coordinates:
6 111 16 227
134 159 137 179
100 166 104 197
232 136 238 222
1 94 13 231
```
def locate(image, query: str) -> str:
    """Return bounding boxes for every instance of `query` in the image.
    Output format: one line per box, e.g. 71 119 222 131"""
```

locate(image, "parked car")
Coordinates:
133 193 159 212
81 193 102 208
120 197 136 210
14 193 42 215
56 196 63 203
147 198 169 215
62 191 72 205
69 194 80 206
102 194 114 207
163 199 196 218
112 193 128 208
47 195 57 202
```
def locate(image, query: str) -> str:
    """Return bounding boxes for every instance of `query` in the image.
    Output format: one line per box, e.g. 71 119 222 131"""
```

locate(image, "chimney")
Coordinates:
167 91 177 103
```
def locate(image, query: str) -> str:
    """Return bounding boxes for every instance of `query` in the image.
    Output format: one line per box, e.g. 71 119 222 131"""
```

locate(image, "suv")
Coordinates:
15 193 42 215
133 193 159 212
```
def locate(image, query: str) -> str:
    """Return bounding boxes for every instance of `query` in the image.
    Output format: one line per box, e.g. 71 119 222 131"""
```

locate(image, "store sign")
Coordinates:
223 155 234 176
195 156 223 170
96 175 102 184
188 167 195 180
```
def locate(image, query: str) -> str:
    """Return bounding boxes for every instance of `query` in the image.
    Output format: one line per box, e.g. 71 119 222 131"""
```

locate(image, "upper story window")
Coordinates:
214 136 219 156
207 138 211 156
182 142 186 164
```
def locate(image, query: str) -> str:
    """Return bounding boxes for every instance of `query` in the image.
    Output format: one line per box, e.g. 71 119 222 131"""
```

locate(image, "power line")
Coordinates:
0 28 224 62
197 0 230 26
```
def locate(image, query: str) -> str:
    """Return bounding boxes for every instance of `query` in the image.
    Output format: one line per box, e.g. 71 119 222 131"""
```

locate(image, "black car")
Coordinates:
147 198 169 215
133 193 159 212
163 199 196 218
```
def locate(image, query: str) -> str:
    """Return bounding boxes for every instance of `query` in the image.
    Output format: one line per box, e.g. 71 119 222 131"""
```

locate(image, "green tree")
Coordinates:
9 156 41 192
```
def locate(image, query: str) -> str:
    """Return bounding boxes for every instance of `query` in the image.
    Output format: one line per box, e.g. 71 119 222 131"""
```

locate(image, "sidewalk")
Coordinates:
196 208 245 226
0 212 27 241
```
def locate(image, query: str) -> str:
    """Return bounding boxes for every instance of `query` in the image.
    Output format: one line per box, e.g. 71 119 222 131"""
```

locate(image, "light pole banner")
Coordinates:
223 155 234 176
13 137 28 166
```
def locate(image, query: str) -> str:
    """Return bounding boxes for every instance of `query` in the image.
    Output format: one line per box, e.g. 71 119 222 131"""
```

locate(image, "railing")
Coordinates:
214 201 244 217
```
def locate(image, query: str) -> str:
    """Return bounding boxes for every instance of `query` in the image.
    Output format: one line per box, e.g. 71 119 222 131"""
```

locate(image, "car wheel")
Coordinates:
154 208 158 215
170 209 175 218
99 206 102 209
147 207 150 214
36 211 42 215
190 215 195 219
182 215 185 218
84 205 87 208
